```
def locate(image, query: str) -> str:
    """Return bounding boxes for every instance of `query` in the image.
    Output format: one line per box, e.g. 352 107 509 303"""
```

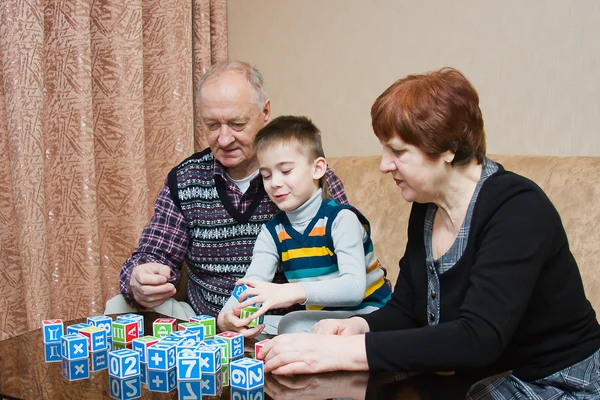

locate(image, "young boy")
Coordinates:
217 116 391 336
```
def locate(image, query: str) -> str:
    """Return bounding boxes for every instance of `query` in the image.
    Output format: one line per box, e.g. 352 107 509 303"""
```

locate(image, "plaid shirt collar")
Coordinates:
212 157 263 193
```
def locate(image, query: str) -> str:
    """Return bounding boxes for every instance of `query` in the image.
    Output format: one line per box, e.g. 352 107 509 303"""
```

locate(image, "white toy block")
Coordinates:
62 357 90 381
189 315 215 338
90 348 109 372
131 335 159 363
109 375 142 400
80 326 108 352
147 342 177 371
61 333 89 360
254 339 270 361
87 315 113 338
42 319 64 343
216 331 244 358
117 314 144 336
44 343 62 363
108 349 140 379
230 358 264 389
147 367 177 393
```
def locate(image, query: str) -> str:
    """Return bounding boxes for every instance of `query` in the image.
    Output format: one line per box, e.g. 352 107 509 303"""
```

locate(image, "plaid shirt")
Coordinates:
119 153 348 310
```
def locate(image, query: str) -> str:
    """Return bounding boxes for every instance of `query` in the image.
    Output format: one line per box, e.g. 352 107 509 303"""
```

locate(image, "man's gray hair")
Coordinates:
197 60 268 109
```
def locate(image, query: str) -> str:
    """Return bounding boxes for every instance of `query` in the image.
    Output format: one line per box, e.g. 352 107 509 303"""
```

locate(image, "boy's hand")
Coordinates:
236 278 307 322
217 307 265 338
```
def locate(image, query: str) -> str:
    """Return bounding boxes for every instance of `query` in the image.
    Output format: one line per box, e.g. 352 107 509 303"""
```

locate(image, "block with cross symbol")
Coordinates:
113 319 138 343
109 375 142 400
201 338 229 365
254 339 270 361
197 345 222 373
80 326 107 352
178 322 205 340
176 349 202 381
61 333 89 360
108 349 140 379
148 367 177 393
147 342 177 371
230 358 264 389
189 315 215 338
131 335 159 363
42 319 64 343
67 323 91 336
177 380 202 400
61 357 90 381
200 371 223 396
217 331 244 359
117 314 144 336
230 386 265 400
240 306 264 327
90 348 108 372
86 315 113 338
153 318 177 339
44 343 62 363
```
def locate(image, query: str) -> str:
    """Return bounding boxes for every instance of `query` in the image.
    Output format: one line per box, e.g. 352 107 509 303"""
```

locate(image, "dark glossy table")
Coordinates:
0 313 483 399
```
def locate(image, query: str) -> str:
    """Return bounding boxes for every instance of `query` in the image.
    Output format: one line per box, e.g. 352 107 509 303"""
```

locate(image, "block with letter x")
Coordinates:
217 331 244 358
42 319 64 343
147 342 177 371
62 357 90 381
148 367 177 393
201 338 229 365
198 345 222 373
200 371 223 396
108 349 140 379
61 333 89 360
230 358 264 389
109 375 141 400
189 315 215 338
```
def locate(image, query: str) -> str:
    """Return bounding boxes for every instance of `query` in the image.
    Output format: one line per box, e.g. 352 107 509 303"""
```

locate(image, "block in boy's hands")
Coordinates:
240 306 264 327
232 284 248 300
42 319 64 343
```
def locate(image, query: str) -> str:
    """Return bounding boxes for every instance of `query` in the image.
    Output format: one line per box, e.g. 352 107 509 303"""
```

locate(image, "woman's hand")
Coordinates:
312 316 371 336
216 307 264 338
259 332 369 375
236 278 306 323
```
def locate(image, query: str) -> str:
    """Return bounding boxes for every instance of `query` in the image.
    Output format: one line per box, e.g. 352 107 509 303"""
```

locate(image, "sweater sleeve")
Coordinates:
300 210 367 307
364 189 558 373
222 224 280 312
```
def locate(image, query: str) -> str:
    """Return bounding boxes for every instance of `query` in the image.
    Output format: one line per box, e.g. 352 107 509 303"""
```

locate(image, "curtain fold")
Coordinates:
0 0 227 340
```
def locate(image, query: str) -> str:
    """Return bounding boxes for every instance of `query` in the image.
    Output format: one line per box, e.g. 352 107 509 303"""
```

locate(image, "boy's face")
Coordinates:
257 141 326 212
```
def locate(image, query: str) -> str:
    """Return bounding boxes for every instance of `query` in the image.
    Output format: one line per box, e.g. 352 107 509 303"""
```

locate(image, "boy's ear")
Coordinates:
313 157 327 180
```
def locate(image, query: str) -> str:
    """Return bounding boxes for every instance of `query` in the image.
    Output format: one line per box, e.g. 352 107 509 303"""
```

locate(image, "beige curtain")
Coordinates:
0 0 227 340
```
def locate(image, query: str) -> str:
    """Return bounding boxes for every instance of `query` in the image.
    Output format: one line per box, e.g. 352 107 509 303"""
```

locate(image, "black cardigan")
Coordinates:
361 168 600 381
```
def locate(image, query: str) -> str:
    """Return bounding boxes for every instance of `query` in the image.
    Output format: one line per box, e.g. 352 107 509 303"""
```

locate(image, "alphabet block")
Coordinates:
189 315 215 338
217 331 244 358
230 358 264 390
108 349 140 379
147 367 177 393
131 335 159 363
153 318 177 339
61 333 89 360
147 342 177 371
42 319 64 343
109 375 141 400
86 315 113 338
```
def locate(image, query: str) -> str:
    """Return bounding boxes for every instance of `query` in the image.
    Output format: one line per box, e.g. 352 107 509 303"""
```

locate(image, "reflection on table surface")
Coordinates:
0 312 483 399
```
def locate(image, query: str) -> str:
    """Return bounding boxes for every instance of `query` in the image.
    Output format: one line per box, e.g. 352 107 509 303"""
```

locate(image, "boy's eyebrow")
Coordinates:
258 161 295 171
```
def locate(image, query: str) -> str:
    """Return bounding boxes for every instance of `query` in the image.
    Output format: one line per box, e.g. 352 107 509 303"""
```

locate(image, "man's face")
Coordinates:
199 71 270 179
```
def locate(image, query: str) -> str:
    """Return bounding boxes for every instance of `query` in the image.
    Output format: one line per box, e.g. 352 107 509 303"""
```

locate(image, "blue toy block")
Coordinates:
232 283 248 300
80 326 108 352
198 345 222 373
61 333 89 360
108 349 140 378
200 372 223 396
67 323 91 335
189 315 216 338
90 348 109 372
140 363 148 385
230 358 264 389
87 315 113 338
147 367 177 393
201 338 229 365
178 380 202 400
109 375 142 400
147 342 176 371
62 357 90 381
177 350 202 381
217 331 244 358
159 335 184 346
170 330 198 342
117 314 144 336
44 343 62 363
230 386 265 400
131 336 159 364
42 319 64 343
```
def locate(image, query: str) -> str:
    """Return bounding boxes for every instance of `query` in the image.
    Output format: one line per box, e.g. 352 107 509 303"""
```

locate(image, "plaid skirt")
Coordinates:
467 349 600 400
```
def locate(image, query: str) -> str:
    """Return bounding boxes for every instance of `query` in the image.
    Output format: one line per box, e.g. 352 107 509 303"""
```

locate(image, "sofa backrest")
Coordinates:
328 155 600 314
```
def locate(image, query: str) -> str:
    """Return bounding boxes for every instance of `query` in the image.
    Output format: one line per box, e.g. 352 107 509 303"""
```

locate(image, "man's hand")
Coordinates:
312 316 371 336
130 263 176 308
217 307 265 338
236 278 306 323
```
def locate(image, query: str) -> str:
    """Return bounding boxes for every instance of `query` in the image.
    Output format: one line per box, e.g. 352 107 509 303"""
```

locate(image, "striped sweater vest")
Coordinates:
168 149 298 317
265 199 392 311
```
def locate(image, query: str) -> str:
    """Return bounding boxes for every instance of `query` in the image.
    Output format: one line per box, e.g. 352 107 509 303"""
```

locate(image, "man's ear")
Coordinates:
262 99 271 124
313 157 327 180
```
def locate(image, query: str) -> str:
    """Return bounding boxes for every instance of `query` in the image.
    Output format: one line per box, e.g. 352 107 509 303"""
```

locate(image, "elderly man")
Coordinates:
106 61 348 334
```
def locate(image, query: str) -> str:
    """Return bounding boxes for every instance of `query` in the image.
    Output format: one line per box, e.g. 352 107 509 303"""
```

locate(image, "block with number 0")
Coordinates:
108 349 140 379
109 375 142 400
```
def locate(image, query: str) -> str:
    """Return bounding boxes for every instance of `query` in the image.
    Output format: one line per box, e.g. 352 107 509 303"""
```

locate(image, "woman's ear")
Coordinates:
313 157 327 180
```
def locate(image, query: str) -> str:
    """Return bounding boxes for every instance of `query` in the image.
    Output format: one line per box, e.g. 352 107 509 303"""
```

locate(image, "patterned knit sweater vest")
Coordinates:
265 199 392 311
168 149 295 317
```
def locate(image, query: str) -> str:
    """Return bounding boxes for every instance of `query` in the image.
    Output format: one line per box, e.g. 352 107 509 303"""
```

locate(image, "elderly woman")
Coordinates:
259 68 600 398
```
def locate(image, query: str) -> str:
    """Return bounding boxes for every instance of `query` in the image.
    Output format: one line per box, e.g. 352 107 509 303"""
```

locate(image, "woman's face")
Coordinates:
379 136 449 204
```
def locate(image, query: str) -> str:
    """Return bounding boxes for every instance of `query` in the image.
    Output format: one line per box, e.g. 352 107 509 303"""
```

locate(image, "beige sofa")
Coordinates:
328 155 600 314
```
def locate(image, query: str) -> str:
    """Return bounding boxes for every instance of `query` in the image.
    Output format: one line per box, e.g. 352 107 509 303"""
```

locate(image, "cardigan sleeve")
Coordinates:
363 188 559 373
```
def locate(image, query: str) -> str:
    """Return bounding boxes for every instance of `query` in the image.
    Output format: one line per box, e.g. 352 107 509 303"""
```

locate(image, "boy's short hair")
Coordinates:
254 115 330 197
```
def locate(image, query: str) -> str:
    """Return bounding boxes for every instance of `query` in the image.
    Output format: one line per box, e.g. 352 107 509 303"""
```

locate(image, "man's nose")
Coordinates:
217 126 235 147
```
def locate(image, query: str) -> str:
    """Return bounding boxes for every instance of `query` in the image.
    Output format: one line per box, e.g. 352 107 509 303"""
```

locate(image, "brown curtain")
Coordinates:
0 0 227 340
